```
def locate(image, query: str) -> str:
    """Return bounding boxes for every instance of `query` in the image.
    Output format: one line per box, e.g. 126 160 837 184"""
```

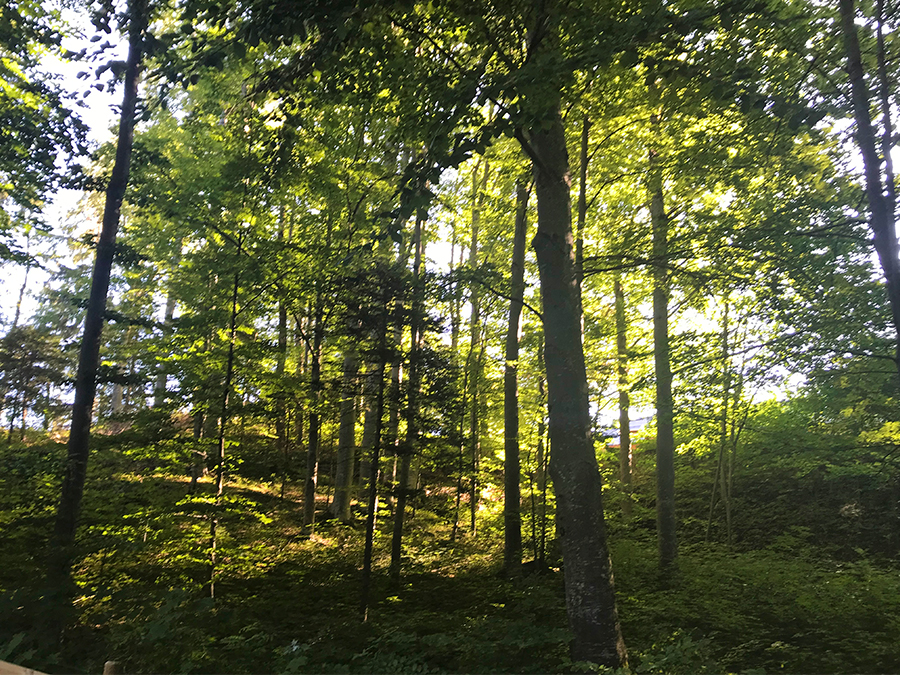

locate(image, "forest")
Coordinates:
2 0 900 673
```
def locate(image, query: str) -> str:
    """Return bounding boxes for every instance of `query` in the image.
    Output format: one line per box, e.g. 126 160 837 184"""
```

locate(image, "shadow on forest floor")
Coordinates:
3 442 900 674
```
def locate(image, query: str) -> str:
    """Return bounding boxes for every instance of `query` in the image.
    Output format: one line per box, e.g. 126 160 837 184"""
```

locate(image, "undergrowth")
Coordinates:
2 439 899 674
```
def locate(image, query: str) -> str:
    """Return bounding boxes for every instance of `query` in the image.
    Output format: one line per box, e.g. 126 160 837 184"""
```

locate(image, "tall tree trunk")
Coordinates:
468 161 486 535
706 298 731 542
614 272 632 519
840 0 900 372
389 212 424 583
649 74 677 572
291 310 309 498
536 341 547 563
503 178 528 573
360 287 391 621
209 270 239 599
275 293 288 496
303 294 324 534
53 0 147 553
575 115 590 287
11 233 30 330
153 252 180 407
331 344 358 522
523 16 626 661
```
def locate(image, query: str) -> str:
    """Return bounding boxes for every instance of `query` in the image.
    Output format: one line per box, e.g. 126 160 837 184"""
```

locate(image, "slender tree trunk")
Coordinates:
451 365 469 542
360 288 391 621
649 74 677 572
503 178 528 573
389 212 424 583
614 272 632 519
840 0 900 372
576 115 589 287
12 235 30 330
523 19 626 660
331 344 358 522
53 0 147 554
209 270 239 599
719 300 732 543
303 294 323 534
359 361 380 510
153 249 180 407
290 311 309 498
384 242 411 513
468 161 486 535
275 294 288 496
537 341 547 564
875 0 896 215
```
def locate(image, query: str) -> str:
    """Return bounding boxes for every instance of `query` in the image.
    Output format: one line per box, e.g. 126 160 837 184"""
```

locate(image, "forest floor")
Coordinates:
2 438 900 674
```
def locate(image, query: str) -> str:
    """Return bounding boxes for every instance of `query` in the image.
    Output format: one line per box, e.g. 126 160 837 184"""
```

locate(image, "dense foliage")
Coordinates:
2 0 900 672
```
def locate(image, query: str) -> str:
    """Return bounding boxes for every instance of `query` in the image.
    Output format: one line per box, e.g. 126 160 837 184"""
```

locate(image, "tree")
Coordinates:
503 176 527 573
54 0 149 555
838 0 900 374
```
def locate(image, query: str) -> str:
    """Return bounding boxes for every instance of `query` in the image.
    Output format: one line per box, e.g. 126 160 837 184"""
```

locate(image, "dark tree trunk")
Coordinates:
536 341 547 563
840 0 900 373
649 74 677 572
503 178 528 573
614 272 632 519
53 0 147 553
331 346 358 522
468 161 486 535
360 288 391 621
389 213 424 583
303 294 323 534
575 115 589 287
523 32 626 661
153 248 180 408
209 270 239 599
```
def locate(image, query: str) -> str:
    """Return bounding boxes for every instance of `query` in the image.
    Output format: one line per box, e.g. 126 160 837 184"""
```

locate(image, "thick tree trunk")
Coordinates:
525 80 626 665
840 0 900 372
614 273 632 519
389 213 424 582
503 178 528 573
53 0 147 551
649 75 677 572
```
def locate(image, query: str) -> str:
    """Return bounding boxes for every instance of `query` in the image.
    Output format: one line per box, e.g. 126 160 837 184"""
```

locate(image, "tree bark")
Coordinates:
53 0 147 551
614 272 632 519
209 270 239 599
468 161 486 535
839 0 900 372
523 28 626 661
389 212 424 582
576 115 589 288
303 293 323 534
649 74 677 572
360 287 391 621
331 345 358 521
503 178 528 573
153 249 180 407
